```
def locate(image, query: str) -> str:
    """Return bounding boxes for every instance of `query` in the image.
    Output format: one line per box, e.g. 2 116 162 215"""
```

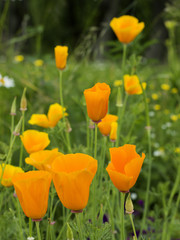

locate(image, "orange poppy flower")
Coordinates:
110 15 145 44
0 164 24 187
20 130 50 154
12 171 52 220
52 153 97 211
54 45 68 70
84 83 111 123
124 75 146 95
98 114 118 136
28 103 68 128
25 148 63 171
110 122 118 142
106 144 145 192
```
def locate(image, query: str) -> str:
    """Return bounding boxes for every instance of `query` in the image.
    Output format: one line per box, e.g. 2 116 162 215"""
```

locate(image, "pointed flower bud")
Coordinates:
10 97 17 115
116 87 123 107
13 117 23 136
20 88 27 111
125 193 134 214
67 223 74 240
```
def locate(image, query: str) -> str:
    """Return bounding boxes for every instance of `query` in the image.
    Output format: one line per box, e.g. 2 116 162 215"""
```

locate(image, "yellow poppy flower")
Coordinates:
20 130 50 154
84 83 111 123
52 153 97 211
110 122 118 142
54 46 68 70
25 148 63 171
124 75 146 95
110 15 145 44
106 144 145 192
28 103 68 128
12 171 52 220
0 164 24 187
98 114 118 136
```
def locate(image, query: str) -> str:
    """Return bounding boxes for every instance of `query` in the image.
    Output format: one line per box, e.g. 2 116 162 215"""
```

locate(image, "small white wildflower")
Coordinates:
131 192 137 200
0 75 15 88
149 111 155 117
27 237 34 240
153 149 164 157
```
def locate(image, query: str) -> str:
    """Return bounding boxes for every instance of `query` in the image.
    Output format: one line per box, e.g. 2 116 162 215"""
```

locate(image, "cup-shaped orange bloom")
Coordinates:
84 83 111 123
110 122 118 142
25 148 63 171
124 74 146 95
52 153 97 211
98 114 118 136
106 144 145 192
12 171 52 219
28 103 68 128
110 15 145 44
0 164 24 187
20 130 50 154
54 45 68 70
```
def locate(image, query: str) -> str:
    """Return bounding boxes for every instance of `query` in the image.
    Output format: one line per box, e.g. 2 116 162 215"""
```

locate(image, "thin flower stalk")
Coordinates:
19 111 25 168
116 94 128 147
161 165 180 240
59 70 72 153
56 211 72 240
120 192 125 240
35 222 41 240
17 198 24 240
76 213 84 240
139 80 152 235
129 214 137 240
29 218 33 238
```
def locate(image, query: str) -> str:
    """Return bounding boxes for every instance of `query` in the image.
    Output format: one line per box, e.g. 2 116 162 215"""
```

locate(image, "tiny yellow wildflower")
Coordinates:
114 80 122 87
171 88 178 94
34 59 44 67
14 55 24 62
161 83 170 91
170 114 178 122
151 93 159 100
174 147 180 153
154 104 161 111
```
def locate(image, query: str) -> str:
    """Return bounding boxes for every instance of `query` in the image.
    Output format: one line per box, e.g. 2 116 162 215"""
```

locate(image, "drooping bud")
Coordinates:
125 193 134 214
13 117 23 136
20 88 27 111
116 87 123 107
67 223 74 240
66 118 72 133
10 97 17 115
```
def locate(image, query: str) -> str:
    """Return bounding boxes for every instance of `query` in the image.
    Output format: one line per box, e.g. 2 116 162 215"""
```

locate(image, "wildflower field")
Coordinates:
0 1 180 240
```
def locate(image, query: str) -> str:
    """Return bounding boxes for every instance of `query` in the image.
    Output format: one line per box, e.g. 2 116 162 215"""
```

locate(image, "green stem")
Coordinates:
10 114 14 146
116 94 128 147
129 214 137 240
19 111 25 168
87 117 90 153
76 213 83 240
99 136 107 182
140 82 152 235
94 124 98 159
35 221 41 240
29 218 32 237
0 0 10 48
57 211 72 240
161 166 180 240
17 198 23 240
59 70 72 153
120 192 125 240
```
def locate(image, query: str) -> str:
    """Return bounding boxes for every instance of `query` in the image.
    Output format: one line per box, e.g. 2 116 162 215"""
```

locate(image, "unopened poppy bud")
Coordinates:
13 117 22 136
125 193 134 214
10 97 17 115
116 87 123 107
20 88 27 111
67 223 74 240
66 119 72 133
110 122 118 142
